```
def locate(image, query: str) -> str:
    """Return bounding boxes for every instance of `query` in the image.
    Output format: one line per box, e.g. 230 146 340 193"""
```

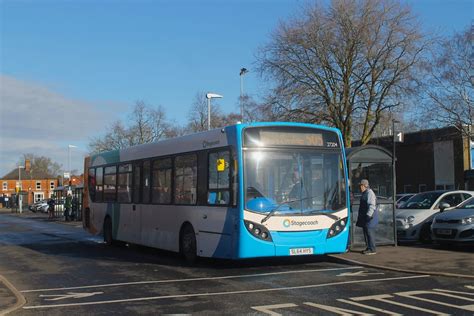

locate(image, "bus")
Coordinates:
83 122 350 261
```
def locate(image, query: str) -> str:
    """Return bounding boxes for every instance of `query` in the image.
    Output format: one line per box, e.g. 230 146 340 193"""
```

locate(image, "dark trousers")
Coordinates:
363 226 376 252
64 207 70 221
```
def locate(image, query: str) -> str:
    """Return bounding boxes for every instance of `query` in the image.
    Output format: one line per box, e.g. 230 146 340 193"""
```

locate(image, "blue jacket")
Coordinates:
356 188 378 228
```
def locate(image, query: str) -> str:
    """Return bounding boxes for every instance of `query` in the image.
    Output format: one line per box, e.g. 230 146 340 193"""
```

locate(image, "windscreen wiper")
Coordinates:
306 210 341 221
260 195 318 224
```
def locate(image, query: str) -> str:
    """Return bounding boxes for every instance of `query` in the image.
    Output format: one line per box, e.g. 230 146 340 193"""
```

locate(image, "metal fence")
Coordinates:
53 186 83 221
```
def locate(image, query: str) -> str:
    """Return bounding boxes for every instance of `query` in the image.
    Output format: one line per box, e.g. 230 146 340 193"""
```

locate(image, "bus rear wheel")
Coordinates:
180 224 197 264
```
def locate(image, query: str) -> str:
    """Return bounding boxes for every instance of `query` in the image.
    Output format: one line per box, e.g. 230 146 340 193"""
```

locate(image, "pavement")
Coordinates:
330 244 474 279
0 207 473 314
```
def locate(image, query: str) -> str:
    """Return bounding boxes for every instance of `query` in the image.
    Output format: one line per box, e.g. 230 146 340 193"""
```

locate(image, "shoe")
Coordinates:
364 251 376 255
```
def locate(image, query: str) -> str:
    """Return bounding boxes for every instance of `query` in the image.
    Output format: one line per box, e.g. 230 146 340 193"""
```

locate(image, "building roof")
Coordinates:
354 126 462 147
1 168 56 180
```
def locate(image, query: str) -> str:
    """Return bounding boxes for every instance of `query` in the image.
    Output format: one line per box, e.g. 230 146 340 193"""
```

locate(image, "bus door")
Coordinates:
117 163 141 243
197 150 234 258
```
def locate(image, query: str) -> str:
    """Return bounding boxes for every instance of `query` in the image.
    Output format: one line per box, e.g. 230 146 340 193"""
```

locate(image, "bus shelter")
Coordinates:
346 145 395 248
53 185 83 221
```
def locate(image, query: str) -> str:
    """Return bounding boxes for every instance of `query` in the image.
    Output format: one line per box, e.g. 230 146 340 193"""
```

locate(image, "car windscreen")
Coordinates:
457 197 474 209
399 192 443 209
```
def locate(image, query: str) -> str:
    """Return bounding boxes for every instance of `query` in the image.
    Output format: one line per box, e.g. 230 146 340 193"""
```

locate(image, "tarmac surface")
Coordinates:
0 207 473 314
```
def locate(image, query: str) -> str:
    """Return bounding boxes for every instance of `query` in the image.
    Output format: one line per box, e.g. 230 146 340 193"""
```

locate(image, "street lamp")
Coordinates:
68 145 77 188
392 119 400 246
18 165 25 214
239 67 248 122
206 93 223 130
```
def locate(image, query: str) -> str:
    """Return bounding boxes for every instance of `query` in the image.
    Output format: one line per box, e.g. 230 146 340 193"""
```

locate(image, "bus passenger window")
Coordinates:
152 158 172 204
117 164 132 203
88 168 96 202
132 163 141 204
142 161 151 204
95 167 103 202
208 150 230 205
103 166 117 202
174 154 197 205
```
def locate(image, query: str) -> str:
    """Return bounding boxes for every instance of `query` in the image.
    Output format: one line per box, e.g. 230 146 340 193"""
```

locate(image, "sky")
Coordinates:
0 0 472 177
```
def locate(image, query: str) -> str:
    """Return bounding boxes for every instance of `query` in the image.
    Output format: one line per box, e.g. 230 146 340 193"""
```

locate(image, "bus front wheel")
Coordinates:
180 224 197 264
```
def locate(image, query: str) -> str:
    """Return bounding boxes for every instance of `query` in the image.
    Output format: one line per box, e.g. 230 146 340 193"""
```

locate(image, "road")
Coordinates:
0 214 473 315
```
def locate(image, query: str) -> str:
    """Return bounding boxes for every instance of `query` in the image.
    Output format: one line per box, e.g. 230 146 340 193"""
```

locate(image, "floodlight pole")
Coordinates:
206 93 223 130
18 165 25 214
239 67 248 122
392 119 400 246
68 145 77 188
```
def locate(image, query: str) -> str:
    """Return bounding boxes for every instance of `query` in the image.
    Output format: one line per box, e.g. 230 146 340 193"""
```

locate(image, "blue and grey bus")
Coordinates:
83 122 350 261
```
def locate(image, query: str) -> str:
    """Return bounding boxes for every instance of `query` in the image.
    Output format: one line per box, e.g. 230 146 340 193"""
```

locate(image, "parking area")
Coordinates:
0 211 473 315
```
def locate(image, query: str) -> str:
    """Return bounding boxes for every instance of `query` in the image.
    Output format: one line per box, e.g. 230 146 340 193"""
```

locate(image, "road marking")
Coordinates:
251 303 298 316
337 271 384 277
304 302 372 315
395 290 474 311
39 292 103 301
337 298 402 315
22 275 430 310
433 288 474 296
350 294 450 316
20 266 363 293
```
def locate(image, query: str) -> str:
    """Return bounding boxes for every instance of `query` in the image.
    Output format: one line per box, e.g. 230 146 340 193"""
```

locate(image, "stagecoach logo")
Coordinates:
203 140 220 148
283 218 319 228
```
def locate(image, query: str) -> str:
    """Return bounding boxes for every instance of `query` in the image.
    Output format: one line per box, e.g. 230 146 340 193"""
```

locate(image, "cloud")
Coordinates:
0 75 122 176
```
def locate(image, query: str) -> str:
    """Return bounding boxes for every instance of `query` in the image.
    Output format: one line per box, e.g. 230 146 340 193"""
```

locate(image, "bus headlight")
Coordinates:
244 220 272 241
327 217 348 239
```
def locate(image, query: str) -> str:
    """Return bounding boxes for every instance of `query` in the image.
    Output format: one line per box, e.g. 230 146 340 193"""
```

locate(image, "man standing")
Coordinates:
356 179 378 255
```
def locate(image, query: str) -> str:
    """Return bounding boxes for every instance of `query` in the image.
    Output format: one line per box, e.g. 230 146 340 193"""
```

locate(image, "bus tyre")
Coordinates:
180 224 197 264
104 217 114 246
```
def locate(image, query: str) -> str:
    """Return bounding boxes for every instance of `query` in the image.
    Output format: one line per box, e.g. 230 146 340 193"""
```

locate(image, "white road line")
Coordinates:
22 275 430 310
20 266 363 293
251 303 298 316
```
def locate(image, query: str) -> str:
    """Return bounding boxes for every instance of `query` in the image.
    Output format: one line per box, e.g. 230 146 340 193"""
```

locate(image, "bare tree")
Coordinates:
89 101 171 153
129 100 169 144
20 154 62 177
419 26 473 137
256 0 428 146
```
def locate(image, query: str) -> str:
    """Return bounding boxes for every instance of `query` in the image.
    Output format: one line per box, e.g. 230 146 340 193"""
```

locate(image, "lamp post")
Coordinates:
68 145 77 188
392 119 400 246
18 165 25 214
206 93 223 130
239 67 248 122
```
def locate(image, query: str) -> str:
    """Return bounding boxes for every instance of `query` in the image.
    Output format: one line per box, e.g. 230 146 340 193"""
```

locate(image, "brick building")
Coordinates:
1 168 59 206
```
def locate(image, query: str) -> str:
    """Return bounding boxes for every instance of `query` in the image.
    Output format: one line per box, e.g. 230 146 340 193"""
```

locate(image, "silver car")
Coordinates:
396 190 474 243
431 197 474 244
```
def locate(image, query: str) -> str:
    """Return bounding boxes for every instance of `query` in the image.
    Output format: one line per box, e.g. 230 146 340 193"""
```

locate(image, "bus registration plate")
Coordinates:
289 247 314 256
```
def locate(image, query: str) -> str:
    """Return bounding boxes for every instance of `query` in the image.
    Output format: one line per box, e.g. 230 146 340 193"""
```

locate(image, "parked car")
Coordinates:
396 190 474 243
29 200 48 213
396 193 415 208
431 196 474 244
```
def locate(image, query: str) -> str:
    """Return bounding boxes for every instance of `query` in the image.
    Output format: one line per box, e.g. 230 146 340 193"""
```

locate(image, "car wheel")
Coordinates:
180 224 197 264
